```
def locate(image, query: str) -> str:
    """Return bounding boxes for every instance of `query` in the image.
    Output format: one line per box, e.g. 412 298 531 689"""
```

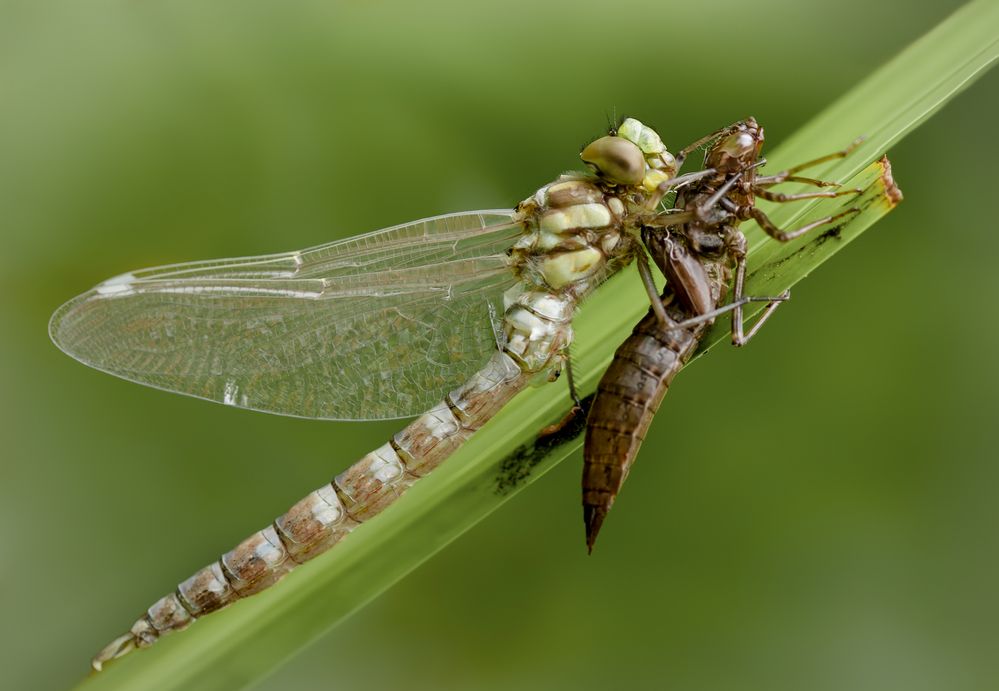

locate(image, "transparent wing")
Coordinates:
50 210 524 420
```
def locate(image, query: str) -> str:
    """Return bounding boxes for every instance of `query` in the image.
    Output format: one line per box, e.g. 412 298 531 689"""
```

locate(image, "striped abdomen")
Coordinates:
93 348 533 669
582 301 709 551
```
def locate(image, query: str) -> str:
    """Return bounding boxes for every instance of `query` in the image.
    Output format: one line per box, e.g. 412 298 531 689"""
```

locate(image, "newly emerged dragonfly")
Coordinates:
51 117 722 670
583 118 865 549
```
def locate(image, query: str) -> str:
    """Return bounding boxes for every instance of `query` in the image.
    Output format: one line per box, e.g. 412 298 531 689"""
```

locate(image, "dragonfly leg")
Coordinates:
645 169 717 210
691 158 767 217
664 293 789 332
731 291 790 346
698 167 748 215
643 209 696 229
563 350 582 410
754 174 842 188
636 251 671 325
754 187 862 203
748 205 861 243
764 137 864 178
538 352 585 438
727 230 790 346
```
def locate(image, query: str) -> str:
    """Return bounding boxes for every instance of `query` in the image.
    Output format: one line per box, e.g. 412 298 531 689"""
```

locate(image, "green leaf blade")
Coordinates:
76 1 996 688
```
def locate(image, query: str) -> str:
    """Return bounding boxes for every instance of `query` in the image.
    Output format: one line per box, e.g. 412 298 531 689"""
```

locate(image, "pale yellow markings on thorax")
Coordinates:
536 231 568 250
546 180 605 207
607 197 625 217
600 231 621 254
540 203 611 234
642 168 672 193
541 247 603 289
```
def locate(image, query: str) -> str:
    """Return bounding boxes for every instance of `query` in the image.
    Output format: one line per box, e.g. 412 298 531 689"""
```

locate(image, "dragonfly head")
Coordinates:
706 117 764 174
581 117 677 189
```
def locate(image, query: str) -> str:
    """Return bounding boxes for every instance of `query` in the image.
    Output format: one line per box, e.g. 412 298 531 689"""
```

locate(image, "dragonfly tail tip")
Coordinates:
91 632 138 673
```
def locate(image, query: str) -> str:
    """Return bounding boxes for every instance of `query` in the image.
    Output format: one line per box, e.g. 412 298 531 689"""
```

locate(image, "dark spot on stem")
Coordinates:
494 394 594 495
818 226 843 242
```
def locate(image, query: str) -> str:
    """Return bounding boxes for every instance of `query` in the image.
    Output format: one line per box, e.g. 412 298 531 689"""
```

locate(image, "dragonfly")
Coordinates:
583 118 864 550
50 116 724 670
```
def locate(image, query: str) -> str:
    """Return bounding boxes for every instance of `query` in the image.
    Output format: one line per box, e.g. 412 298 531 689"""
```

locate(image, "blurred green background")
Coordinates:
3 1 997 689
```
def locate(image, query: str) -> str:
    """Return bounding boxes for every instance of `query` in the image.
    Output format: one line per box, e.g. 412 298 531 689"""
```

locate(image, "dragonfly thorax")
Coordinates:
505 118 685 344
512 177 636 294
502 169 650 375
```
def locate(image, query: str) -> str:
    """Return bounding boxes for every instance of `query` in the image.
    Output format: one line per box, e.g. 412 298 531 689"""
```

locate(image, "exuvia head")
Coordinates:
580 117 678 190
705 117 763 173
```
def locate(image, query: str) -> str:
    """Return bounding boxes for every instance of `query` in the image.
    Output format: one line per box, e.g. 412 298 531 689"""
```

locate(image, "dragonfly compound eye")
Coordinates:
581 136 645 186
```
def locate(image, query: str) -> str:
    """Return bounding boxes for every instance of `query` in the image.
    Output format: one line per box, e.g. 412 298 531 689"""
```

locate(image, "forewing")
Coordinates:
50 211 523 420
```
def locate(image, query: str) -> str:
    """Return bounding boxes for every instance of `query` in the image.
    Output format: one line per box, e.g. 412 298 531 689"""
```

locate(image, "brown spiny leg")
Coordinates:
697 165 754 214
726 229 790 347
563 350 582 410
646 163 763 228
662 293 789 333
644 169 717 210
754 174 841 188
759 137 864 181
636 249 672 325
755 187 862 203
748 206 860 243
643 209 697 229
538 350 584 438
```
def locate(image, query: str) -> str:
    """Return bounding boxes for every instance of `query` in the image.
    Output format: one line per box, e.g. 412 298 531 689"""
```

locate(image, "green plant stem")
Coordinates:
77 1 998 689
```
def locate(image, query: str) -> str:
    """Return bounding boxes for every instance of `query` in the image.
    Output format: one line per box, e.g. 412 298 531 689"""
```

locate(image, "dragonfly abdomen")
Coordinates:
93 303 578 670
